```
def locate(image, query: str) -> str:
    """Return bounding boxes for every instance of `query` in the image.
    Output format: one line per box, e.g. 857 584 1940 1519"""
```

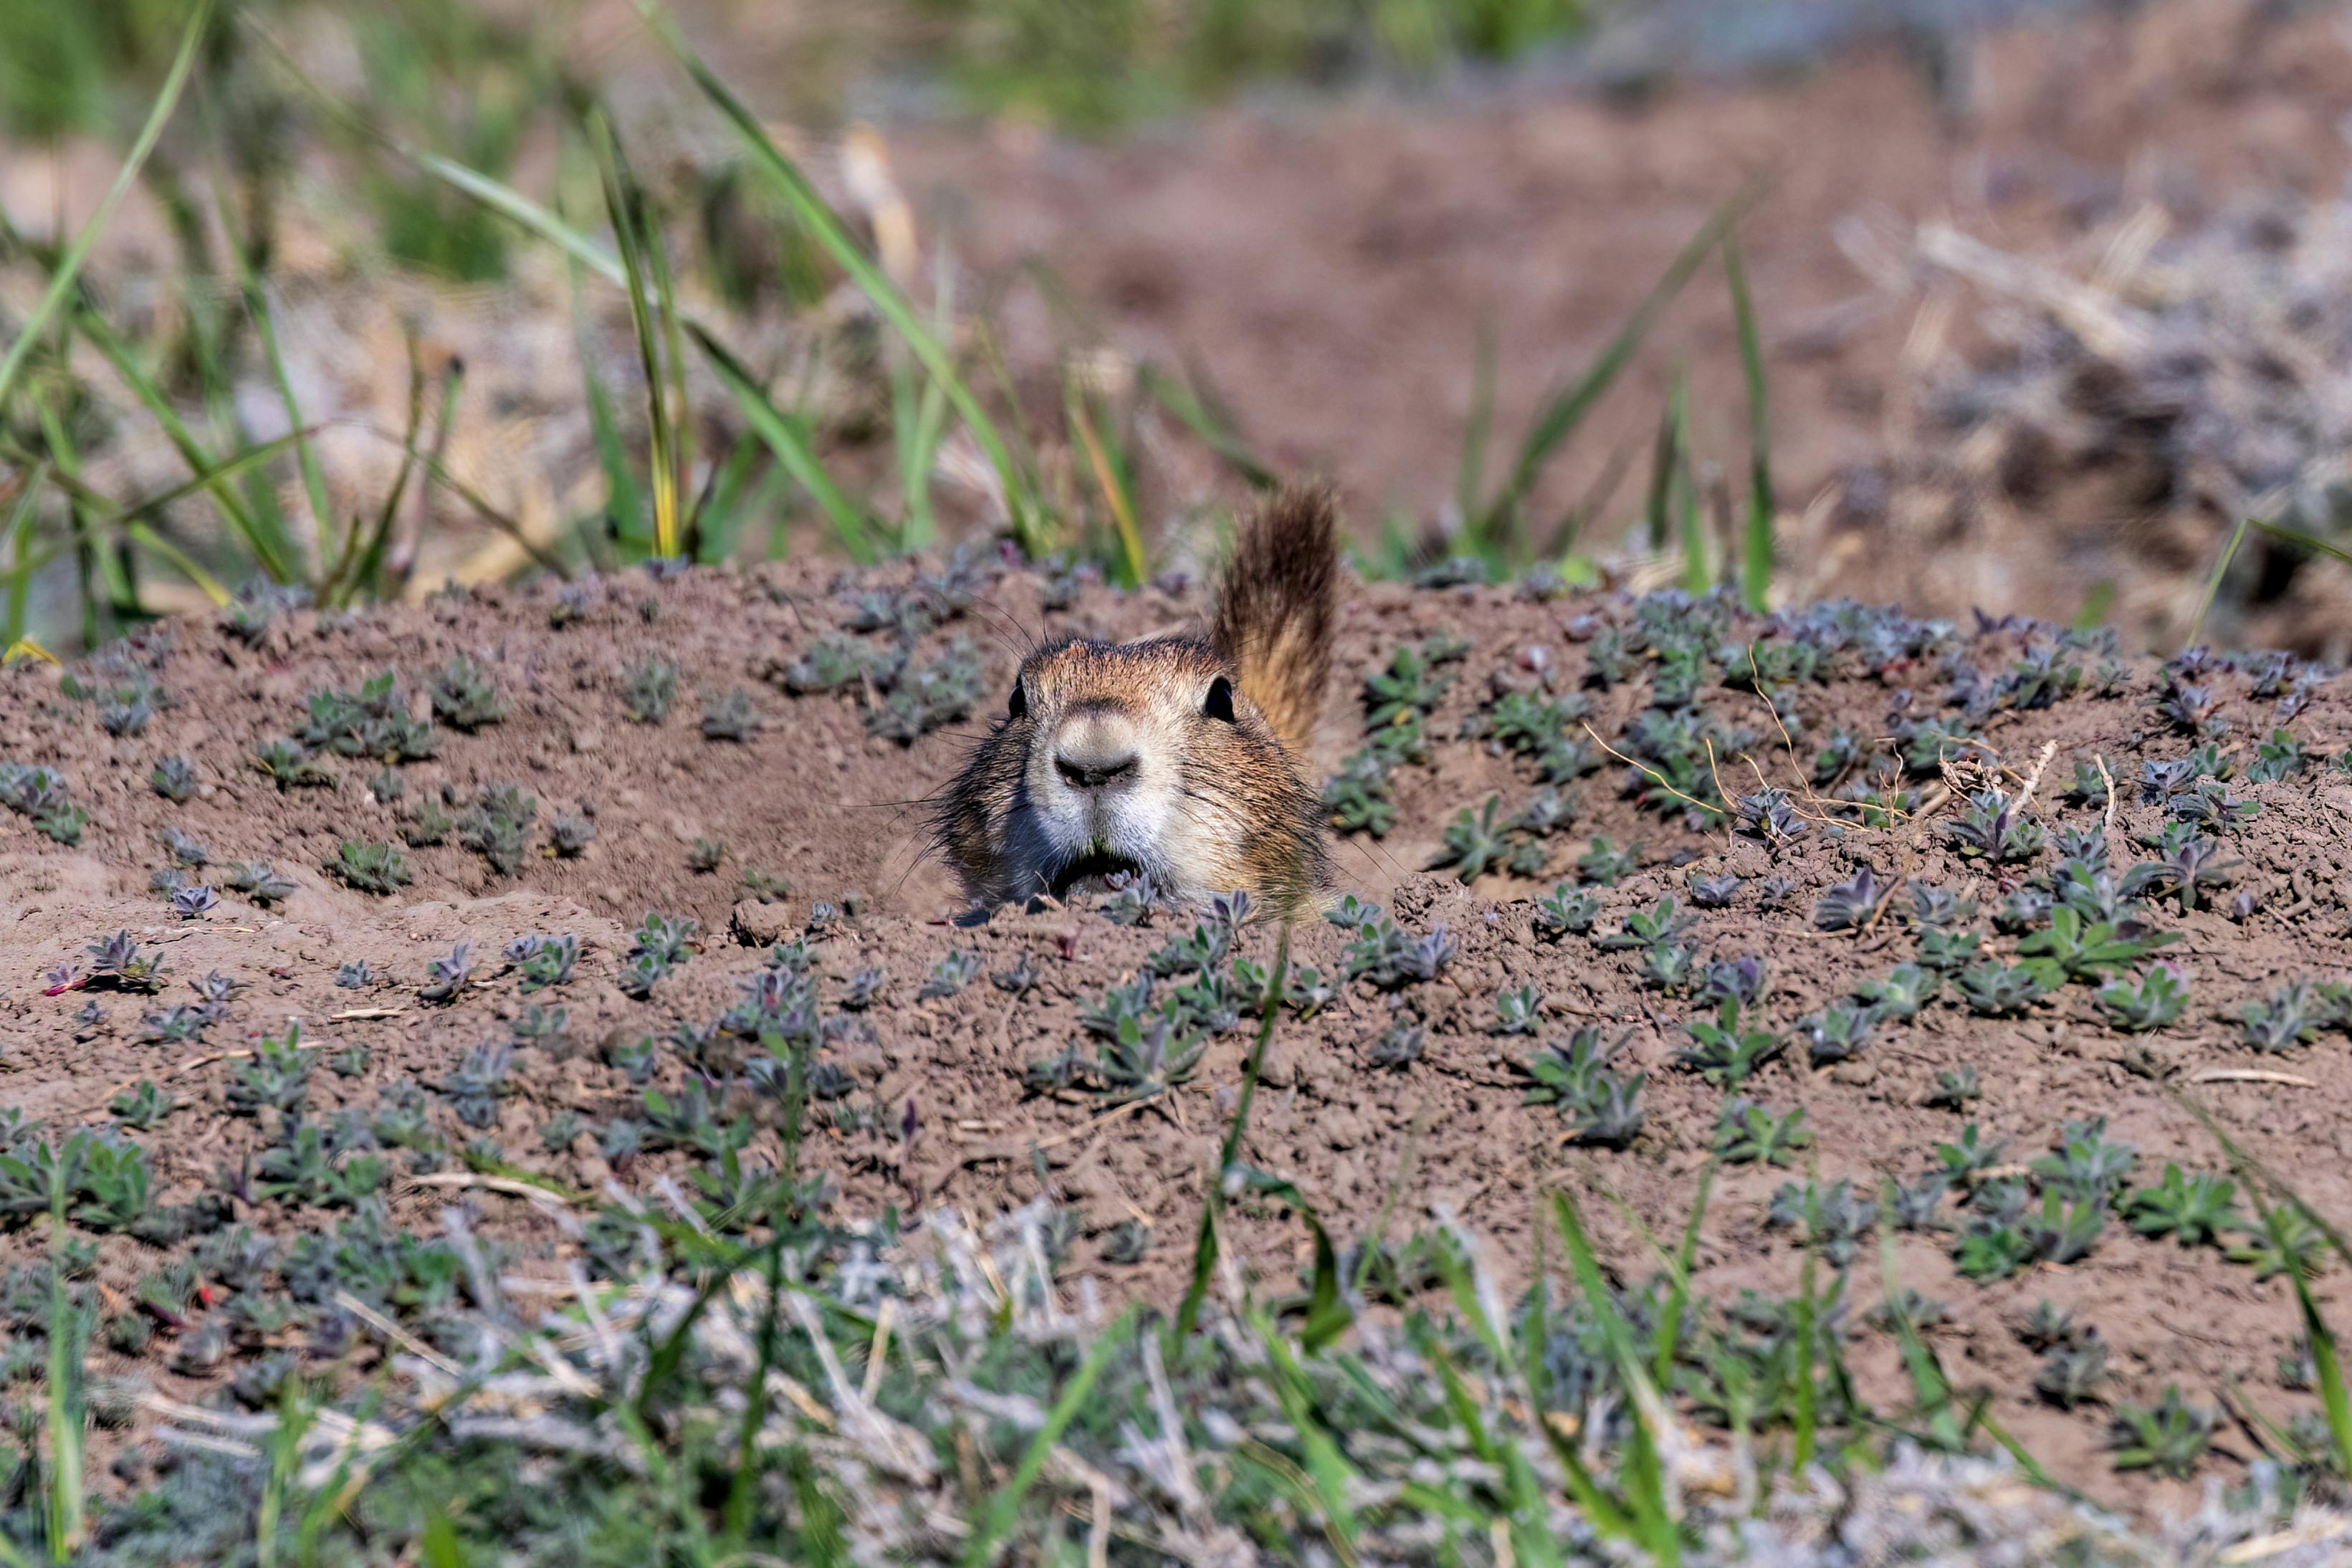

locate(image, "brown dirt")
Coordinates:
6 550 2352 1509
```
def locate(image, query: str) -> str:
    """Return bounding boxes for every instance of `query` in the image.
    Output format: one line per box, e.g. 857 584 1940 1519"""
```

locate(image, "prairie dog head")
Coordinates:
934 484 1341 916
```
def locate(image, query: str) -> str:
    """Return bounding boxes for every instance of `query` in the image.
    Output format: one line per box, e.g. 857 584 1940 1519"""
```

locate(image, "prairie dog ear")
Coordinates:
1211 483 1337 760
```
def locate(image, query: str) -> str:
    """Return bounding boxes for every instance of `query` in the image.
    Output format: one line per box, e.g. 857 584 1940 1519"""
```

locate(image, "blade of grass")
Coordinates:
344 342 447 603
2184 515 2252 651
1177 926 1290 1339
1067 373 1147 588
72 305 297 582
1550 1188 1681 1562
1792 1182 1820 1472
1481 186 1758 541
588 108 681 560
1137 362 1274 489
0 0 213 410
1 464 47 649
1223 1165 1352 1349
123 521 231 606
636 0 1038 538
1455 313 1496 532
1253 1316 1369 1566
1655 1160 1714 1388
567 243 645 559
2171 1086 2352 1476
45 1190 86 1562
961 1306 1139 1567
692 327 876 560
1643 371 1682 553
1724 229 1774 611
1672 378 1706 593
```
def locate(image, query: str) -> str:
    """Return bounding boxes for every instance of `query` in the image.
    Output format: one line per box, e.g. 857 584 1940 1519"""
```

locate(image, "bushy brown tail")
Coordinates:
1213 482 1338 764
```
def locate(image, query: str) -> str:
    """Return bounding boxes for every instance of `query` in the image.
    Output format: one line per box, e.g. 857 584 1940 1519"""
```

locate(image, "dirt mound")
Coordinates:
7 554 2352 1509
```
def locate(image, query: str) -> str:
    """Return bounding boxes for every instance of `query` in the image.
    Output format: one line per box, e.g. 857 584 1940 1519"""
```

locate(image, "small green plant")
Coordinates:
1714 1098 1813 1166
109 1080 175 1130
1956 962 2051 1018
2239 980 2330 1052
150 754 198 800
1926 1066 1981 1110
1532 881 1601 939
2036 1334 2109 1410
2016 907 2179 987
457 783 538 874
622 654 681 722
1812 864 1889 931
2123 1165 2242 1247
2107 1387 2216 1478
1490 983 1542 1035
429 654 507 730
549 813 597 856
2096 965 2190 1031
688 836 727 872
328 839 412 894
1678 1003 1784 1087
1520 1029 1645 1148
701 687 763 740
1574 834 1640 886
1944 789 2047 863
2033 1116 2138 1203
254 737 336 790
1597 895 1698 952
1855 962 1937 1018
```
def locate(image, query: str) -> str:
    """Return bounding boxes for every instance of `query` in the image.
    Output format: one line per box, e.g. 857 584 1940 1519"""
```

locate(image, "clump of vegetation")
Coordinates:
428 654 507 730
622 655 680 722
327 839 412 894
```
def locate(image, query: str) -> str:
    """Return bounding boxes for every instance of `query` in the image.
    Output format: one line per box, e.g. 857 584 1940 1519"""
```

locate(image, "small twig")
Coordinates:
327 1005 405 1020
2095 752 2119 841
2189 1069 2315 1089
335 1289 462 1379
2012 738 2058 815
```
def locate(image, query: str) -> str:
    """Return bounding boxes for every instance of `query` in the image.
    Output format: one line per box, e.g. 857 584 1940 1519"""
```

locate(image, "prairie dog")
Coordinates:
935 484 1338 914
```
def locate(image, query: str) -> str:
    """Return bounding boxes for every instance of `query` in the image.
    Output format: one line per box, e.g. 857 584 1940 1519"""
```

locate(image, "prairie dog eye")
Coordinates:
1006 683 1028 720
1203 676 1236 723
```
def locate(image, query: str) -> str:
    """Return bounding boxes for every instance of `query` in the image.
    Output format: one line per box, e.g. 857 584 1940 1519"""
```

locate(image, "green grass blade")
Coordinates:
72 305 295 581
0 0 213 411
1177 927 1289 1339
1643 373 1681 553
568 248 646 558
1455 314 1496 532
45 1218 86 1562
1223 1166 1353 1349
1654 1160 1713 1387
637 1 1036 537
961 1306 1138 1567
1672 376 1706 594
1136 361 1275 489
1792 1182 1820 1472
1550 1189 1681 1562
691 325 875 560
2184 515 2252 651
588 109 681 560
1 465 46 649
1724 229 1774 610
1483 187 1756 540
233 263 334 576
1066 373 1147 587
125 521 231 606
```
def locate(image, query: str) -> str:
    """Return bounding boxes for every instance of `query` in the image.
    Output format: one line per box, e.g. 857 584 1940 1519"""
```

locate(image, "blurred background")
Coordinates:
6 0 2352 657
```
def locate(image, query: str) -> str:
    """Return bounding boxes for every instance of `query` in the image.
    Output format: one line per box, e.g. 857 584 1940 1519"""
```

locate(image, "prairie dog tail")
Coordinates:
1212 483 1338 763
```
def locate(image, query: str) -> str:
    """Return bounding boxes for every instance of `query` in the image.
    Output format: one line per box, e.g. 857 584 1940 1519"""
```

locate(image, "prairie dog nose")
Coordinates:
1053 713 1140 791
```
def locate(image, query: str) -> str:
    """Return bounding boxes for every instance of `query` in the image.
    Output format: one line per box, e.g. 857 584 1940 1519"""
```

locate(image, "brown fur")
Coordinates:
933 484 1341 915
1213 484 1337 763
